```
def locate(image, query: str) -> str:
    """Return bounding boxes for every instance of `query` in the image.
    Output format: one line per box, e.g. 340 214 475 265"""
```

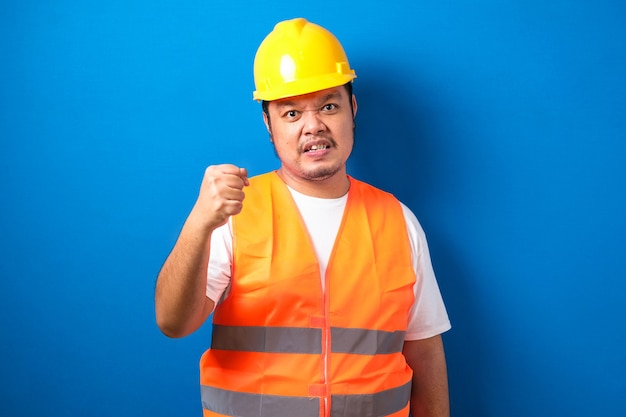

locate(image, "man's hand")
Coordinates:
191 164 250 231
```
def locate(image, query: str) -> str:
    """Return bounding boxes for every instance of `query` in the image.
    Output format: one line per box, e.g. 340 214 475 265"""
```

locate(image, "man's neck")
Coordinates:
275 168 350 198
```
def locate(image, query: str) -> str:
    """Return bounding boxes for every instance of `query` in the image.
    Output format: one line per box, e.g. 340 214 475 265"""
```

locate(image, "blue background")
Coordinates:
2 1 625 416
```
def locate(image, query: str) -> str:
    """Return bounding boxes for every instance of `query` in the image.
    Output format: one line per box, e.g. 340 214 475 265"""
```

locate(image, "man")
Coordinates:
155 17 451 417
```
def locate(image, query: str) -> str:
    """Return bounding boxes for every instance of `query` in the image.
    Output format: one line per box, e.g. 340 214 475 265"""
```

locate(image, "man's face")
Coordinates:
264 86 357 185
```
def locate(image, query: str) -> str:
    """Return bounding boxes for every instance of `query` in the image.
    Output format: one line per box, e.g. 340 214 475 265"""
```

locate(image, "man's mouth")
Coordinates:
303 140 333 153
305 144 330 152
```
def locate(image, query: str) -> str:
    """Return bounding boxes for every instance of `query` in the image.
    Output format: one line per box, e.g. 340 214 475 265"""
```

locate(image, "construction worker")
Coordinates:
155 17 451 417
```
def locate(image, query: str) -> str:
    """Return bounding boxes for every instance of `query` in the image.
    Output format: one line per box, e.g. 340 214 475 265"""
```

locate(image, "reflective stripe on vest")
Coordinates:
202 381 411 417
201 385 319 417
211 324 406 355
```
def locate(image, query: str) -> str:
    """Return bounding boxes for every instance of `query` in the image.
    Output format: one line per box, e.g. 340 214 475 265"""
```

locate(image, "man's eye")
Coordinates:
322 104 337 112
284 110 299 118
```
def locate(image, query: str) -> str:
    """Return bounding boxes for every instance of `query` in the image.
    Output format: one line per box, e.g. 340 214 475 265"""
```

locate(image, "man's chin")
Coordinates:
301 165 344 181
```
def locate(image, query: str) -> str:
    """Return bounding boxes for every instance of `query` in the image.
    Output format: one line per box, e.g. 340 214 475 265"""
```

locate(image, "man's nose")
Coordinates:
302 110 327 135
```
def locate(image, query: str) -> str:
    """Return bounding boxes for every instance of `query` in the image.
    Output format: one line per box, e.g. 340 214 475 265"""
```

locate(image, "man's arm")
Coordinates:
403 335 450 417
155 164 248 338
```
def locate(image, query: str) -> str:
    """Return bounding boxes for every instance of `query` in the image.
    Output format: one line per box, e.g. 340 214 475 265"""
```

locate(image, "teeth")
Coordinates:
309 145 327 151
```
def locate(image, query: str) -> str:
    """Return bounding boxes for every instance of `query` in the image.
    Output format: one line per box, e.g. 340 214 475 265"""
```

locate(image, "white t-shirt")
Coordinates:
207 186 451 341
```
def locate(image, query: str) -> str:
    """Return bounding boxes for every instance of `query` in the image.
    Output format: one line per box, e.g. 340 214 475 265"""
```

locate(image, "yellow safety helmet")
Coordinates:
253 18 356 101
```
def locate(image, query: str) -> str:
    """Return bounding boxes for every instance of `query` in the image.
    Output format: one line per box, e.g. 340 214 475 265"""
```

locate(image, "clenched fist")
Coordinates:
191 164 250 230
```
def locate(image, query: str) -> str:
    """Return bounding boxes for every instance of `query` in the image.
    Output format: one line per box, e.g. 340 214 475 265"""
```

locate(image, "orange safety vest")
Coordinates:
200 172 416 417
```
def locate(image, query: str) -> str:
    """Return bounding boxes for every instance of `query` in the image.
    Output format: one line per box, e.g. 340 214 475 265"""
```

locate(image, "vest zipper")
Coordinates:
322 266 331 417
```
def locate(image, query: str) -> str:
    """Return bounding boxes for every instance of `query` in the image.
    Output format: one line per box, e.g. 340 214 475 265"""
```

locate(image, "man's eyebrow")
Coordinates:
275 100 296 109
274 92 343 109
318 92 342 103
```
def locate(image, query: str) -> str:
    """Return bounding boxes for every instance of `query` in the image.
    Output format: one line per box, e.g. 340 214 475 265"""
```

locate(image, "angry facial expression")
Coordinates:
264 86 357 189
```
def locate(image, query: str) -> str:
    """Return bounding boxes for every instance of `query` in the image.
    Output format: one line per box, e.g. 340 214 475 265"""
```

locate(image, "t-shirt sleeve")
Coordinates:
401 203 451 340
206 220 233 309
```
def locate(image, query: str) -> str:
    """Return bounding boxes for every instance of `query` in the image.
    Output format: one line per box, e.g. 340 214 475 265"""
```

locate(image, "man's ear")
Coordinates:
262 111 271 136
262 111 274 143
352 94 358 119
